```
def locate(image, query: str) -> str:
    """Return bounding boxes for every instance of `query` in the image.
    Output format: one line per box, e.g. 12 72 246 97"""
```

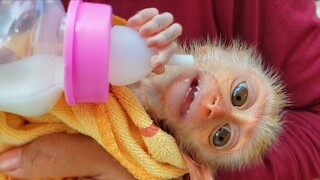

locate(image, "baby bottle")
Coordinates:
0 0 194 117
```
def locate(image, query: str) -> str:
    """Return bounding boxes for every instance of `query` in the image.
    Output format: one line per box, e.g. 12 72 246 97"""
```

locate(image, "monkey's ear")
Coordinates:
182 153 214 180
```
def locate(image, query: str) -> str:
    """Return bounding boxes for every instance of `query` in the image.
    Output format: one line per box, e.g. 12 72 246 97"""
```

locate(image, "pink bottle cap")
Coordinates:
64 0 112 105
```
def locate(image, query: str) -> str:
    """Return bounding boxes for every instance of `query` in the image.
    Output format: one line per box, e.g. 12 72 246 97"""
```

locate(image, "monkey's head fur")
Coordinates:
129 40 288 172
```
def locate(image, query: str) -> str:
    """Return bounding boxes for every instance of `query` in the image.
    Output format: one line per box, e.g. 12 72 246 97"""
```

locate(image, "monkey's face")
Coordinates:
129 42 286 170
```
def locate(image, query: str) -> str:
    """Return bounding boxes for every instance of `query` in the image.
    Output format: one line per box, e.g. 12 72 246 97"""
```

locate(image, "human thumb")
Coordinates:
0 133 134 179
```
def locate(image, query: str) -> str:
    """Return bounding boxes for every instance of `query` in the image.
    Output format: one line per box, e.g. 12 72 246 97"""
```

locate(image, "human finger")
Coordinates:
151 41 177 74
139 12 174 37
0 133 134 179
146 23 182 48
126 8 159 29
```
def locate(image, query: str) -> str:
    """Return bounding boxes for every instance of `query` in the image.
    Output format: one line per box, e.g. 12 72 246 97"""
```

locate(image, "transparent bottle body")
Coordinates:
0 0 66 116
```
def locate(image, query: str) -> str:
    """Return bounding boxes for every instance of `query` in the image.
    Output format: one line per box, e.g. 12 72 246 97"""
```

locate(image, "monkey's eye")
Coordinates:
231 82 248 107
211 124 231 147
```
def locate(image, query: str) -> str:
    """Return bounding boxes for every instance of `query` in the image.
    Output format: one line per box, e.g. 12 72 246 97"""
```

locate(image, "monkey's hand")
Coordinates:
126 8 182 74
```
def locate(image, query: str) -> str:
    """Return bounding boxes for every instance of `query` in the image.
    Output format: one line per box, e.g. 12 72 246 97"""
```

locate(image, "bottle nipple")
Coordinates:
109 25 153 86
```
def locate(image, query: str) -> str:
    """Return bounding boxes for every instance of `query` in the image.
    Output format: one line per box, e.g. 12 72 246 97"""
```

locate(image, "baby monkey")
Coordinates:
129 41 287 179
128 8 287 179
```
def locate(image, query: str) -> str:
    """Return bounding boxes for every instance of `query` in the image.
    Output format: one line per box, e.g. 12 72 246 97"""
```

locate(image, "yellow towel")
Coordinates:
0 15 187 180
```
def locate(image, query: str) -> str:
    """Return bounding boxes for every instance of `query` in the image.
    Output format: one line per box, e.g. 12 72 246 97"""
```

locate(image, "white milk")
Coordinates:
0 55 64 116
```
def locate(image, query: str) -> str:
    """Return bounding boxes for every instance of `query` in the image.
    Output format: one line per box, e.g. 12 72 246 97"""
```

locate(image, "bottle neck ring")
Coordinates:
64 0 112 105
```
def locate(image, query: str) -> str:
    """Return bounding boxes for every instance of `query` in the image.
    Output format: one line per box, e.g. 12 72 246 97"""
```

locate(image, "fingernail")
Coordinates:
146 38 157 47
153 66 165 74
0 148 22 172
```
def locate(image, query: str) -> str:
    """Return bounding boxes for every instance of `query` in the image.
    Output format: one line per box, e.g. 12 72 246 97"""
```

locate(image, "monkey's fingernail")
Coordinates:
140 24 153 37
146 38 157 47
153 65 165 74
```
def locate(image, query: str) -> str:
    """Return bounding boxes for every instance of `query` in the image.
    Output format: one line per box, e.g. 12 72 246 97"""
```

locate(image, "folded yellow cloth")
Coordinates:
0 16 187 180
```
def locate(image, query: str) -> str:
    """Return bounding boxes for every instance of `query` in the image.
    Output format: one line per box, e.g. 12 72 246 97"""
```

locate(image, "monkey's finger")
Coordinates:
151 42 177 74
126 8 159 29
139 12 174 37
0 133 133 179
146 23 182 48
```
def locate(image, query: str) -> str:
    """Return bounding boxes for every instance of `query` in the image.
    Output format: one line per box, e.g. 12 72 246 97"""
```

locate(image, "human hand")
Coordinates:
0 133 134 179
127 8 182 74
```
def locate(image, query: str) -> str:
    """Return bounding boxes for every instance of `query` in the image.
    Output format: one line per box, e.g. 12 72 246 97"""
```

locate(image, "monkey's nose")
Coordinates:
206 97 227 119
199 89 227 119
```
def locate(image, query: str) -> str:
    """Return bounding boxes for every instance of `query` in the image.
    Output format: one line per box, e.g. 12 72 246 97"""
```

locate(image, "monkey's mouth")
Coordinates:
180 78 199 116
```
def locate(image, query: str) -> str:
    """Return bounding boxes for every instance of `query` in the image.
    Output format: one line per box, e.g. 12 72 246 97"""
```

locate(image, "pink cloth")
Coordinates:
63 0 320 179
